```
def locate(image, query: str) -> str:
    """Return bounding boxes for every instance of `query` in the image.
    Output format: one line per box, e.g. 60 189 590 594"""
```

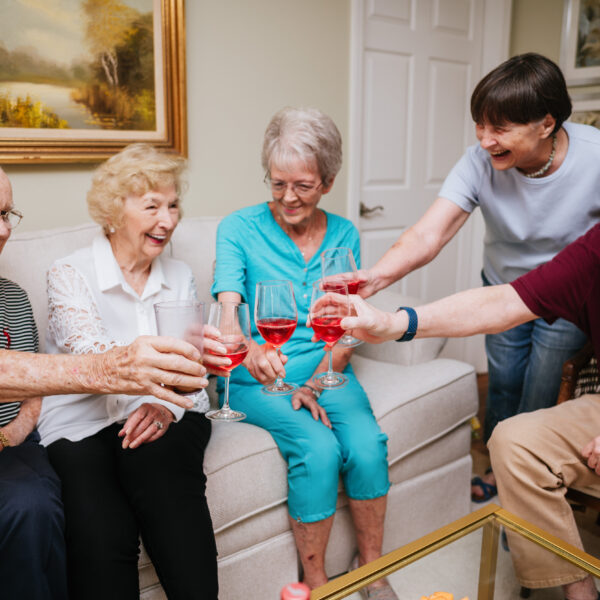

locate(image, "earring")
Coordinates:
108 226 116 234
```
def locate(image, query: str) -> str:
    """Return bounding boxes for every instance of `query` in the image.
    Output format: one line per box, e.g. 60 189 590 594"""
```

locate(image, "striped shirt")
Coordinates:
0 277 38 426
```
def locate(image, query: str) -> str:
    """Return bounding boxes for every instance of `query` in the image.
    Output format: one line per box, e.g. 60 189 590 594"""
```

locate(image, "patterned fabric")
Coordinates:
0 278 39 426
573 356 600 398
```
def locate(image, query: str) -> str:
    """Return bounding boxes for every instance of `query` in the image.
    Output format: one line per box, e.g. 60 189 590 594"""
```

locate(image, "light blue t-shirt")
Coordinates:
211 202 360 386
439 121 600 284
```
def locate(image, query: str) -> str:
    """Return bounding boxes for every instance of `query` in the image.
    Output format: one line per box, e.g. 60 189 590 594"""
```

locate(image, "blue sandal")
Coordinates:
470 474 497 503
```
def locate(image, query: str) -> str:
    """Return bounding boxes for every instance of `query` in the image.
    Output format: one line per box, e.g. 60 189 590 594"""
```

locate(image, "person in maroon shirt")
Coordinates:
339 223 600 600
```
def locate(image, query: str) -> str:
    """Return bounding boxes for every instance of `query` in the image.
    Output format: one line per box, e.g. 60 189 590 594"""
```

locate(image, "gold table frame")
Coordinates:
312 503 600 600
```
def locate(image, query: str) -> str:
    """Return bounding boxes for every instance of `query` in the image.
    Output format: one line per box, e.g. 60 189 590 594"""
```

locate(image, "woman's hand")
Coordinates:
118 402 174 449
291 386 331 428
0 396 42 450
244 339 288 384
353 269 378 298
199 324 232 376
582 436 600 475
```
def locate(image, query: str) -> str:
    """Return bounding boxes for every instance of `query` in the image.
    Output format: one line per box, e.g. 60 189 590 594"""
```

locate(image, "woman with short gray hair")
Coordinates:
212 107 397 598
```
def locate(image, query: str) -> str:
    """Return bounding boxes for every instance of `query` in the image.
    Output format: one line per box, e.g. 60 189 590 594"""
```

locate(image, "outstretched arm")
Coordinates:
342 284 538 343
357 198 470 297
0 336 207 407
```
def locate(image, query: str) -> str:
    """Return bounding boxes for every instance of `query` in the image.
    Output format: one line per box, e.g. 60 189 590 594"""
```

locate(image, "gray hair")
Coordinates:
261 107 342 187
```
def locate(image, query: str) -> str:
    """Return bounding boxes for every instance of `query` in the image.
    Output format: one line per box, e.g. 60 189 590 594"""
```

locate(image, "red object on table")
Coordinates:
280 582 311 599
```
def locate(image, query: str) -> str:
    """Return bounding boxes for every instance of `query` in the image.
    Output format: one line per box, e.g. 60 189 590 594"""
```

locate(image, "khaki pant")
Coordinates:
489 393 600 589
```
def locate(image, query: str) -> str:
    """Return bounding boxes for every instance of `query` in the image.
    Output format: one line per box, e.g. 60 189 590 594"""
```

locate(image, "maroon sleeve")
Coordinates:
510 226 598 332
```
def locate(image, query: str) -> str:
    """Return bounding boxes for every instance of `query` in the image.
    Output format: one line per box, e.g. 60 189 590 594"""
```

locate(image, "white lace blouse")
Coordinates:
38 233 209 446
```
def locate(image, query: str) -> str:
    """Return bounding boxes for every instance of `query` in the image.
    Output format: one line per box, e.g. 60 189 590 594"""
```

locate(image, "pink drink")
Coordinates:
256 317 297 346
346 280 360 294
311 316 344 345
208 347 248 371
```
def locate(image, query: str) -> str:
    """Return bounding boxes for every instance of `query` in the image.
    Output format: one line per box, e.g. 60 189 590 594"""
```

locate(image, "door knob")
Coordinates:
360 202 384 217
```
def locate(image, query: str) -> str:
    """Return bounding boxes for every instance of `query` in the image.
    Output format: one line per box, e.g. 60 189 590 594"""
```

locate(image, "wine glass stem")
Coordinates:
327 345 334 375
274 347 283 387
223 376 231 411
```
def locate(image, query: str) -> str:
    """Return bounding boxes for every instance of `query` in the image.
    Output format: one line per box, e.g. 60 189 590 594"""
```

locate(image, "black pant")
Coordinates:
0 431 67 599
47 412 218 600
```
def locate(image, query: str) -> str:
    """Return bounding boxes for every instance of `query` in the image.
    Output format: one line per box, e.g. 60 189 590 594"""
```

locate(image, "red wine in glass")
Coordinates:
320 247 362 347
256 317 297 347
255 280 299 395
311 316 344 345
206 301 251 422
309 279 349 389
209 345 249 371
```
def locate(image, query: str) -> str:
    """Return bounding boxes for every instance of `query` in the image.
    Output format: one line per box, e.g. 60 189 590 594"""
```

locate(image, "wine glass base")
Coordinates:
337 335 363 348
205 408 246 422
262 382 299 396
312 371 348 390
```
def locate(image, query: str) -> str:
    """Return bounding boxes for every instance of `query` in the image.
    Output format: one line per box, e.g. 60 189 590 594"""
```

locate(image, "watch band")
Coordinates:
395 306 418 342
301 384 321 400
0 429 11 449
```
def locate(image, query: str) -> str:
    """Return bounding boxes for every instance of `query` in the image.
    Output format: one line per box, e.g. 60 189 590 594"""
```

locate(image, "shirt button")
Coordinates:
302 282 306 286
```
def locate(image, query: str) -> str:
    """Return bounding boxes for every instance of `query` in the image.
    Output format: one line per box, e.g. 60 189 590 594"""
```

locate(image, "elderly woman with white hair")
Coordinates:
38 144 220 600
212 108 397 598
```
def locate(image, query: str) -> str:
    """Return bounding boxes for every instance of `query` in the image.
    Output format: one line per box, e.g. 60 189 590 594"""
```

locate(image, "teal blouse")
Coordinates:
211 202 360 387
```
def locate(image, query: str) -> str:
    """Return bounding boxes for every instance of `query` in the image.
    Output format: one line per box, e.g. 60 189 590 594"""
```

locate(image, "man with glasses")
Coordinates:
0 167 207 599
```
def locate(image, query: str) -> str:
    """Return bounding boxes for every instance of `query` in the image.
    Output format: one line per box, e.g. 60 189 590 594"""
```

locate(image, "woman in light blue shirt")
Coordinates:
212 108 395 598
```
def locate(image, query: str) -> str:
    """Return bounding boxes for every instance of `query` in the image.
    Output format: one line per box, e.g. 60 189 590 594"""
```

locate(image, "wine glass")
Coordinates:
154 300 205 398
320 247 363 348
206 301 251 422
309 279 350 389
255 280 298 395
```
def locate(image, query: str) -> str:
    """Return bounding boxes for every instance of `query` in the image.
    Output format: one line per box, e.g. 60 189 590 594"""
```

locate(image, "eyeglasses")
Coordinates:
264 174 323 198
0 209 23 229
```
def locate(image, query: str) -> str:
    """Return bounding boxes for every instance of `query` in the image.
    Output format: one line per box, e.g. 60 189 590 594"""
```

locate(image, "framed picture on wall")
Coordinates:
570 95 600 129
0 0 186 163
560 0 600 85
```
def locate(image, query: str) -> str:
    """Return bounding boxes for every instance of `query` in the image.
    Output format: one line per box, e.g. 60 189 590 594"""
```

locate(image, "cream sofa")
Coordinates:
0 217 478 599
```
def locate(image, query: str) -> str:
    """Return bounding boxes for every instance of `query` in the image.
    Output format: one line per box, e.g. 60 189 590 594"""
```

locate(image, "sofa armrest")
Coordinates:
351 289 446 366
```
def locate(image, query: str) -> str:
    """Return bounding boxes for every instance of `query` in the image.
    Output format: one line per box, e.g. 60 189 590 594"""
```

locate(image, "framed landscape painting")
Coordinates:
0 0 186 163
561 0 600 85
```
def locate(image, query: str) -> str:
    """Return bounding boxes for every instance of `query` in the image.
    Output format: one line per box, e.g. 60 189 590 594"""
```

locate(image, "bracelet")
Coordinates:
0 429 11 449
301 384 321 400
395 306 418 342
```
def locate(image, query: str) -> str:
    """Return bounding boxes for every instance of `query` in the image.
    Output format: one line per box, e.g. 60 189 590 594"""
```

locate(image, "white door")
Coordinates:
349 0 512 370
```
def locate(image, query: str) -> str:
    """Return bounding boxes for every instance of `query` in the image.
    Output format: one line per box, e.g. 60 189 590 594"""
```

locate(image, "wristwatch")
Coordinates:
301 384 321 400
395 306 418 342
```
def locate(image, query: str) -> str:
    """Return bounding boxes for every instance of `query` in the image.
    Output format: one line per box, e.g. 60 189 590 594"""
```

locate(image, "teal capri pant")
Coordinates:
225 371 390 523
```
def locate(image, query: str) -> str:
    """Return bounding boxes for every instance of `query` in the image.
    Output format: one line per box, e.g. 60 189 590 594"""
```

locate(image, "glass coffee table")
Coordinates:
312 503 600 600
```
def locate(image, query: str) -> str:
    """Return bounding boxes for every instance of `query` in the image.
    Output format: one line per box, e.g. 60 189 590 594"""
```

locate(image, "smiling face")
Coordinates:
0 170 13 255
475 116 555 174
269 160 333 228
110 184 180 266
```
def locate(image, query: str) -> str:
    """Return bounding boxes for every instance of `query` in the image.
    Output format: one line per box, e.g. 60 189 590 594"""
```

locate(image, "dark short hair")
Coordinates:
470 53 571 133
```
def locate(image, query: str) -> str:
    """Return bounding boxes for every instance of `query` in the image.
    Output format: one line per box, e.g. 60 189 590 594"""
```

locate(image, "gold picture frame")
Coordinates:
0 0 186 163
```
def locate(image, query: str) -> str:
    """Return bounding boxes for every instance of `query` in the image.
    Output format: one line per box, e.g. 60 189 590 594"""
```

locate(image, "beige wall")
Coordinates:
510 0 564 60
3 0 350 232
